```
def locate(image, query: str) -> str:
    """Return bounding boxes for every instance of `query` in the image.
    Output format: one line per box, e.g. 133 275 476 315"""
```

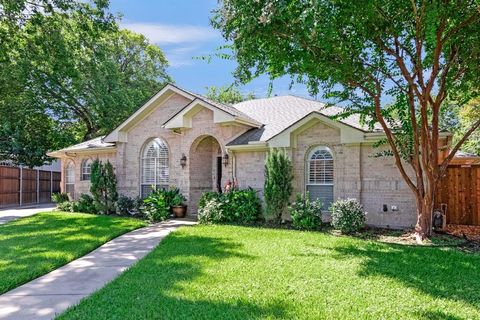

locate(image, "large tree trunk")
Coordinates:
415 196 433 240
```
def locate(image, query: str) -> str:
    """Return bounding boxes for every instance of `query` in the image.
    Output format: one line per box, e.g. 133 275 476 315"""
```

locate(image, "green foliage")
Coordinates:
330 199 366 234
0 1 171 166
198 198 225 224
52 192 69 204
205 85 254 104
142 189 170 222
198 191 222 209
56 201 73 212
90 160 118 214
288 192 323 230
264 149 293 222
451 98 480 155
198 188 262 224
71 194 96 214
116 195 143 217
171 193 186 206
142 187 187 222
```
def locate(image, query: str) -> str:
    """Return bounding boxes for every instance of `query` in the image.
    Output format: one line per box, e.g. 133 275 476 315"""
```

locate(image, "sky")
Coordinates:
109 0 312 98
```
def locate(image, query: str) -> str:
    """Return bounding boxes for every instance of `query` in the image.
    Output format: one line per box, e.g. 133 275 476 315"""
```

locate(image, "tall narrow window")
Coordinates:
81 159 92 181
306 147 334 209
65 162 75 198
141 138 169 197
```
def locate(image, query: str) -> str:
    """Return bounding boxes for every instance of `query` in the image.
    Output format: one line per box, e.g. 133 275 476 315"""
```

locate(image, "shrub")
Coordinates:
163 187 181 206
264 148 294 222
142 189 170 222
72 194 96 213
329 198 366 233
198 198 224 223
198 191 222 209
56 200 73 212
171 193 186 206
116 195 145 217
224 188 262 223
90 159 118 214
289 192 323 230
52 192 69 205
198 188 262 224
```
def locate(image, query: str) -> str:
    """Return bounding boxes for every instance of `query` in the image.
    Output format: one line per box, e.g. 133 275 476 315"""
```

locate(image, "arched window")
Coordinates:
306 147 334 209
81 159 92 181
65 162 75 198
141 138 169 197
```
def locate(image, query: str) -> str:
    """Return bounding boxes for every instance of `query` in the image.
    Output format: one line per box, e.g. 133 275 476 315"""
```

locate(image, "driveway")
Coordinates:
0 204 56 224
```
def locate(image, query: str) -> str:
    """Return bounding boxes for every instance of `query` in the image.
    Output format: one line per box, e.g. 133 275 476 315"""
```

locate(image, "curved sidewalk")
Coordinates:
0 219 196 320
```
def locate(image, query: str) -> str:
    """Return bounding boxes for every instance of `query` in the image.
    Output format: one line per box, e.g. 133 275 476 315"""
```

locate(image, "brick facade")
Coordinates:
60 93 417 228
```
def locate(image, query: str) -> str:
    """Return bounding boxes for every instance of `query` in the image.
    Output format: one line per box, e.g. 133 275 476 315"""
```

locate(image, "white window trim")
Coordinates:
306 146 334 186
65 162 75 197
140 138 169 197
81 159 92 181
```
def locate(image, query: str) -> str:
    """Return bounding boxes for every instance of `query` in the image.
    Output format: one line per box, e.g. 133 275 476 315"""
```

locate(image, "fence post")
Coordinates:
36 169 40 203
19 166 23 206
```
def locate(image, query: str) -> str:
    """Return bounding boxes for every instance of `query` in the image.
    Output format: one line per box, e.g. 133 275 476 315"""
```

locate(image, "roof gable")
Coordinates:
104 83 260 142
227 95 375 147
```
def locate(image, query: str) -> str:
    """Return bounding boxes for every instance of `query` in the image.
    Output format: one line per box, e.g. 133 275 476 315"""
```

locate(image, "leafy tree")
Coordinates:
90 159 118 214
205 85 254 104
264 148 294 223
213 1 480 239
452 98 480 155
0 0 171 166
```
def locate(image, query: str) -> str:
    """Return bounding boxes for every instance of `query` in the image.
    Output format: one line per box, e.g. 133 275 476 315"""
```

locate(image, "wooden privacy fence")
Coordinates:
435 164 480 226
0 166 61 207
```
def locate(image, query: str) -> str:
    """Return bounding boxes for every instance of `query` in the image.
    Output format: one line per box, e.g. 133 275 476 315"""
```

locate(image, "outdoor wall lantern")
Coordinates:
223 153 229 167
180 154 187 168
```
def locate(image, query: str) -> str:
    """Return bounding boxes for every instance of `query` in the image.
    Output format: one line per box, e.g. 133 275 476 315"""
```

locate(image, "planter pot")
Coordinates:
172 205 187 218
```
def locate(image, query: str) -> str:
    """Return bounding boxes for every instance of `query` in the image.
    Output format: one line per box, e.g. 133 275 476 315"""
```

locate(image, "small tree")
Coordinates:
90 159 118 214
264 148 294 222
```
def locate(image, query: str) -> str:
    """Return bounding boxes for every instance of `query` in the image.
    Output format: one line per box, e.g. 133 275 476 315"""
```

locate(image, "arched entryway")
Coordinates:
188 135 224 213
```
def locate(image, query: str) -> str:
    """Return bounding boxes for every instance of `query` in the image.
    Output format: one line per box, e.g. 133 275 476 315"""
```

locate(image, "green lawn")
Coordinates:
0 211 145 294
59 225 480 320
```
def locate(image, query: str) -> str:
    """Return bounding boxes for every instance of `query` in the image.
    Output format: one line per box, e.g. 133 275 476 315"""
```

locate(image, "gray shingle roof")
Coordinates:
228 95 379 146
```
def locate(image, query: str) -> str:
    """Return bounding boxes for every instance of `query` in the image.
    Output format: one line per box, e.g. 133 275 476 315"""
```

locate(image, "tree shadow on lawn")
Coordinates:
60 233 288 320
332 241 480 309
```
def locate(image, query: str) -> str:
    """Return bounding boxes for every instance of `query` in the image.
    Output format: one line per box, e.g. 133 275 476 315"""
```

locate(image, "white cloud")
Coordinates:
121 22 219 45
164 46 200 68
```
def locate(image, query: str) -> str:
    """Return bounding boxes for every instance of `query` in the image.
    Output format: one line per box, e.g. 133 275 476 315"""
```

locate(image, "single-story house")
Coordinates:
48 83 452 228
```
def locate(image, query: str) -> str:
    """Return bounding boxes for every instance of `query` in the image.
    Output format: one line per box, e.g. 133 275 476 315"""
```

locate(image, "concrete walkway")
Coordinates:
0 204 56 224
0 219 196 320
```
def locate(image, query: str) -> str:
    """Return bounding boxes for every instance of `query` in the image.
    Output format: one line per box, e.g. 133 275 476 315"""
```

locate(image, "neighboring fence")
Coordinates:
435 164 480 226
0 165 61 207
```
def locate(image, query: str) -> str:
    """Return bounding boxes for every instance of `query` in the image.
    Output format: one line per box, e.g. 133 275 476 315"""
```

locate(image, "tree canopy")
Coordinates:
0 0 171 167
205 85 255 104
213 0 480 238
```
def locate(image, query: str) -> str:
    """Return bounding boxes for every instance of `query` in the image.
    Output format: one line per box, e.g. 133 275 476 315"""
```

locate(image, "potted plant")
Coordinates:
171 193 187 218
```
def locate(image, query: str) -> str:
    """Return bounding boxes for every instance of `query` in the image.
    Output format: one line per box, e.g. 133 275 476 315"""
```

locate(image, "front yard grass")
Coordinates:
59 224 480 320
0 211 145 294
